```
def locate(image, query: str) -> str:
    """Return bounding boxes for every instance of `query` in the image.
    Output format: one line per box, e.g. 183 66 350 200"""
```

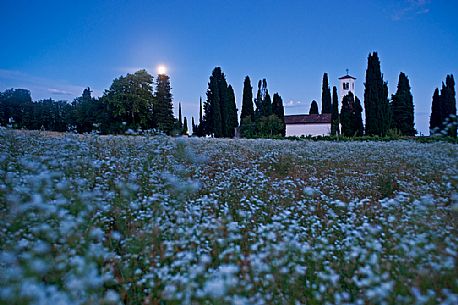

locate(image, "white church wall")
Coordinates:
286 124 331 137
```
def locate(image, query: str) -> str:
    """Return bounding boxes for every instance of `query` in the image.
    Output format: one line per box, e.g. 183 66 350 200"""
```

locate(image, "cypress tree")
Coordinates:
272 93 285 136
199 97 203 124
364 52 391 136
263 92 273 117
354 96 364 136
203 69 223 137
191 116 196 135
340 94 352 136
429 75 456 136
391 72 415 136
254 80 263 116
442 75 456 118
183 117 188 135
203 67 238 138
203 67 237 138
198 96 203 136
202 90 213 136
309 100 319 115
154 73 175 134
255 79 272 117
217 74 229 137
341 93 353 136
442 75 456 137
178 102 183 129
211 81 223 138
341 92 363 137
430 88 442 133
321 73 332 114
226 85 238 137
0 91 5 126
240 76 254 121
331 86 340 136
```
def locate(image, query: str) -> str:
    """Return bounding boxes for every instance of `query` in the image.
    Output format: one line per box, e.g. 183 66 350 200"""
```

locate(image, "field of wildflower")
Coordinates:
1 129 457 305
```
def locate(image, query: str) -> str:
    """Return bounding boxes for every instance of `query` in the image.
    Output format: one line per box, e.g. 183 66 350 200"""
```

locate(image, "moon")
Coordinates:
157 65 167 75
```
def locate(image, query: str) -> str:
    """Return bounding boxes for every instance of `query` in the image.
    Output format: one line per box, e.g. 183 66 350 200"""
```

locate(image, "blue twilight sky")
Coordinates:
1 0 457 134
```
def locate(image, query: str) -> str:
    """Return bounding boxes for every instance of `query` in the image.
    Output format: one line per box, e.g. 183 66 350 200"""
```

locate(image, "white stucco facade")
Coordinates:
286 124 331 137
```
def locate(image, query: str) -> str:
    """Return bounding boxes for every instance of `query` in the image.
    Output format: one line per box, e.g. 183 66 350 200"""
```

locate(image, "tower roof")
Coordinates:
338 74 356 80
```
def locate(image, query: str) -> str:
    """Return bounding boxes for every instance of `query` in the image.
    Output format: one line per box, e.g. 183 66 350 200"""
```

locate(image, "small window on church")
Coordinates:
343 83 345 90
352 83 354 90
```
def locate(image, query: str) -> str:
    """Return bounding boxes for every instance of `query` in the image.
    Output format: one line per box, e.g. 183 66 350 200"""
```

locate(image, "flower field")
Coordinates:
1 130 457 305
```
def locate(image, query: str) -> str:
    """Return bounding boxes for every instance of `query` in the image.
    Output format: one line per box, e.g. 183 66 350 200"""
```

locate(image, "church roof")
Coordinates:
339 74 356 80
284 113 331 125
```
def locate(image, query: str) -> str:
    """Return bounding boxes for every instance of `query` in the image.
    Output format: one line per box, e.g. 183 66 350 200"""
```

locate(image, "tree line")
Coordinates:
238 76 285 138
326 53 414 137
1 53 455 138
315 52 455 138
190 67 286 138
0 69 185 135
430 75 456 137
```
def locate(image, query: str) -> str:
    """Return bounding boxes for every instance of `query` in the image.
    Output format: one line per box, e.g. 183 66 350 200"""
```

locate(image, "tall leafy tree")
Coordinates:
240 76 254 121
331 86 340 136
272 93 286 136
29 98 71 132
256 115 284 137
391 72 415 136
309 100 319 115
104 69 155 129
0 88 33 128
321 73 332 114
73 87 97 133
154 73 175 134
364 52 391 136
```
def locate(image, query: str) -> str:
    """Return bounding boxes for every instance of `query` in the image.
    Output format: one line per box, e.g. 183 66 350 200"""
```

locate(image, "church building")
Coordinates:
284 72 356 137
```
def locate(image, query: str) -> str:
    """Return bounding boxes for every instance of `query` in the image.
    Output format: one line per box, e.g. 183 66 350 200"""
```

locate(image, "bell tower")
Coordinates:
339 69 356 102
